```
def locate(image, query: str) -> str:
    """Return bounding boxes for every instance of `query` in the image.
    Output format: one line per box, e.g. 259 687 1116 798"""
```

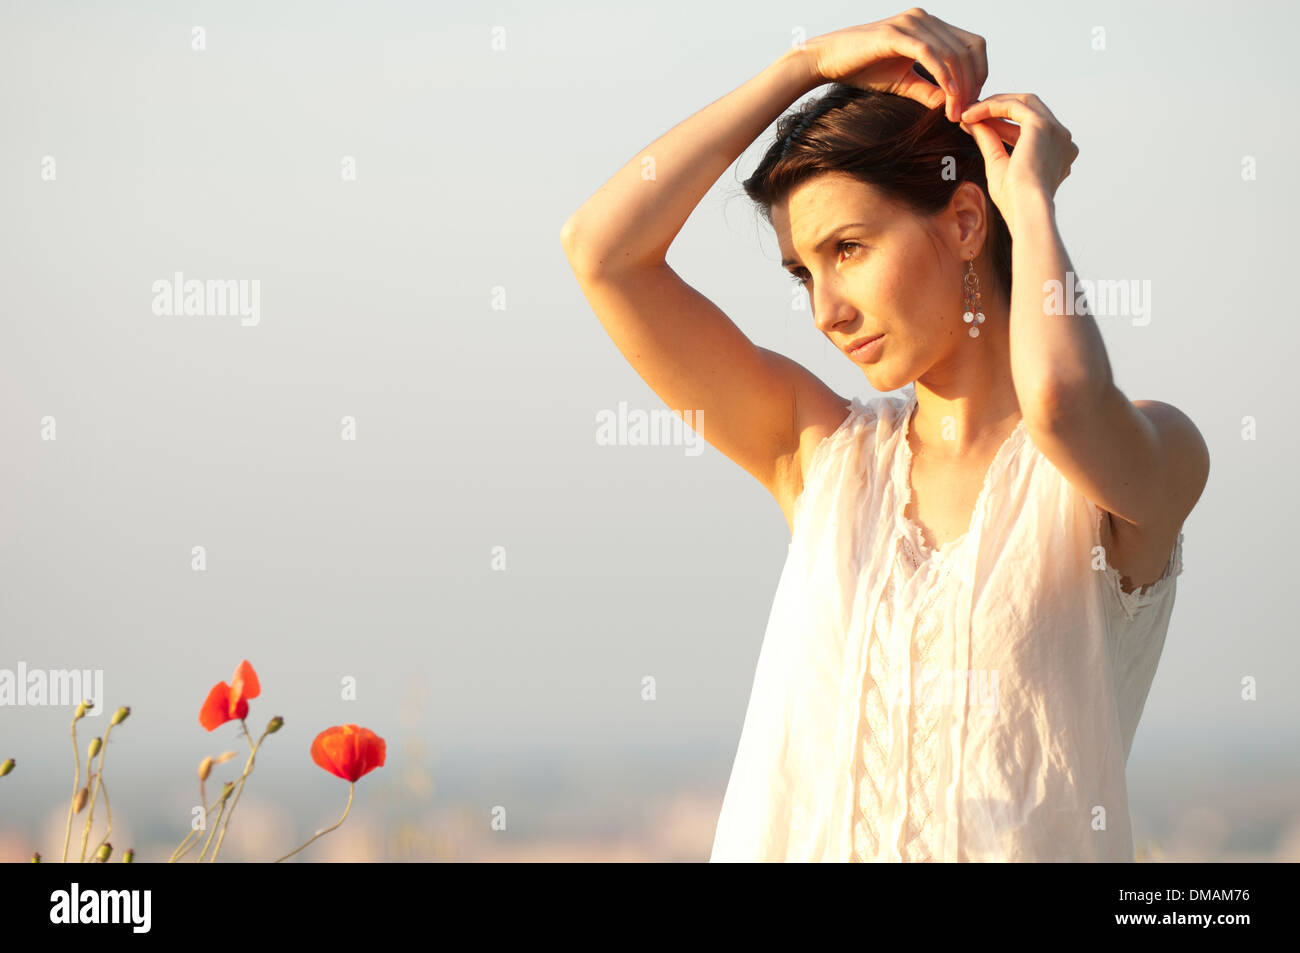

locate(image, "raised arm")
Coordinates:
560 47 834 522
960 94 1209 588
561 11 986 526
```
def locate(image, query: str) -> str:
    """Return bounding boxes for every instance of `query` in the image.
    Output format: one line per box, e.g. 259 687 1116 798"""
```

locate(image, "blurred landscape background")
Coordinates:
2 0 1297 861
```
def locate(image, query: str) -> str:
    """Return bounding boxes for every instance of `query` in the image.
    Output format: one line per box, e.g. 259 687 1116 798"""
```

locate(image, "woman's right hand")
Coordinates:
805 8 988 122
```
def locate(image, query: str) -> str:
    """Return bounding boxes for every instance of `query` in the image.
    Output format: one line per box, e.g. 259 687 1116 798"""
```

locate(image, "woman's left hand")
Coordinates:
958 94 1078 234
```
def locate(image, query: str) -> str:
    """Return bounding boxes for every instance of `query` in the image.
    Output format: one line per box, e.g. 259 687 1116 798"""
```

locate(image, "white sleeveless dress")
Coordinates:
709 386 1184 862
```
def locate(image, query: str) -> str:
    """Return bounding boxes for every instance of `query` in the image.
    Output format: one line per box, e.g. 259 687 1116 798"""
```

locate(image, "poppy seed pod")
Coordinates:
111 706 130 726
88 737 102 759
122 848 135 863
198 756 214 782
0 758 14 777
94 842 112 862
73 786 90 814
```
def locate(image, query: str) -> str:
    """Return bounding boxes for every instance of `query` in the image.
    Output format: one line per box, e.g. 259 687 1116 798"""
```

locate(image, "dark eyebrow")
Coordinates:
781 222 871 269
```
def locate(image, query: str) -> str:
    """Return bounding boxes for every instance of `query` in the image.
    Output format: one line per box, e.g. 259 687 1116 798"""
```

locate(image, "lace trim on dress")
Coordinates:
894 388 1029 568
852 530 952 862
1088 499 1185 622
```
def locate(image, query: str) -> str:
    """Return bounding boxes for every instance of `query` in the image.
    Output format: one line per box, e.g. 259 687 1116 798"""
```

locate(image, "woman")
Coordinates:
561 9 1208 861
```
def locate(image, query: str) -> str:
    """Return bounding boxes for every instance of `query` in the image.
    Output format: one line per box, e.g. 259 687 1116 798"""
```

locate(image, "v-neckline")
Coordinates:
895 389 1027 563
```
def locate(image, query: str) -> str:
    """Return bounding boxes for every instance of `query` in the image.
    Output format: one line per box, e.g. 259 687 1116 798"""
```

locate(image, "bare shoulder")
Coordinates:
1100 399 1209 595
1132 399 1210 495
1117 398 1210 530
762 351 855 532
792 376 857 486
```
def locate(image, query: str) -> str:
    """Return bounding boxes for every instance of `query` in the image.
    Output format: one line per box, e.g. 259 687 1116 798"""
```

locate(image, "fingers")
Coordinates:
893 70 947 111
961 118 1010 171
952 29 989 103
904 19 972 120
925 19 988 116
880 24 963 118
962 93 1077 167
961 117 1020 147
888 10 988 120
960 93 1057 127
961 97 1081 190
988 118 1021 145
1063 138 1080 178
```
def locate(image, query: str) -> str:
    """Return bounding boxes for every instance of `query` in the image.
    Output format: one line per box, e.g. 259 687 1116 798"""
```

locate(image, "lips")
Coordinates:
847 333 884 354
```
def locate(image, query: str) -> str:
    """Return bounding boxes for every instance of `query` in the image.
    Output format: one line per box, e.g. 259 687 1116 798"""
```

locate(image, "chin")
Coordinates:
863 365 905 393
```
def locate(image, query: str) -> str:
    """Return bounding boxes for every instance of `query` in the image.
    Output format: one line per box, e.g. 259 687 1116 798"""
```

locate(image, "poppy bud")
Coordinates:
122 848 135 863
219 780 235 801
94 843 112 862
30 852 40 863
267 716 284 734
111 706 130 726
0 758 13 777
74 700 90 721
198 756 214 782
73 786 90 814
87 737 102 759
214 750 237 766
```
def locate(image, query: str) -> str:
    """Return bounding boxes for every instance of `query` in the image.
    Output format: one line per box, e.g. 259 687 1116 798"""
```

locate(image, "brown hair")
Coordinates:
744 81 1013 304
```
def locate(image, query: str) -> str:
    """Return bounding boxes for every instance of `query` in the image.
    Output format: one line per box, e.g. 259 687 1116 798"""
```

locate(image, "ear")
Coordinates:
945 181 990 259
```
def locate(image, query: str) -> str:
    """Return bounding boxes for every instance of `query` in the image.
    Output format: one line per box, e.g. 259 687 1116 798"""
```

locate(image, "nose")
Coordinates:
811 277 856 337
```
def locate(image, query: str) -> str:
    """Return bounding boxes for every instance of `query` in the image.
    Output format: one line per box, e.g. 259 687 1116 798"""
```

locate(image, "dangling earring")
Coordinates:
962 257 985 338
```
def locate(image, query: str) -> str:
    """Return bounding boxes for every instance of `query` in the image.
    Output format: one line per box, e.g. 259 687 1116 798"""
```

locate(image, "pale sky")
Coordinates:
1 0 1296 855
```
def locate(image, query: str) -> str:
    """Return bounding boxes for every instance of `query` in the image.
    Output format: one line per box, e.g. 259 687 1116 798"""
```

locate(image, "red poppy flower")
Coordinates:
310 725 386 782
199 660 261 731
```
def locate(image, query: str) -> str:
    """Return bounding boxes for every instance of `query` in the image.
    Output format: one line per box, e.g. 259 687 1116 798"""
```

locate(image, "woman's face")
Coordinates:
772 172 970 393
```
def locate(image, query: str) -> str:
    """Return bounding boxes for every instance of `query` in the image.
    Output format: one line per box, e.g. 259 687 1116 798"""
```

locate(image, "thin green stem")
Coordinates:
209 720 268 863
196 800 227 862
168 791 230 862
274 783 354 863
168 830 197 863
61 715 83 863
170 832 200 863
91 778 112 856
79 721 114 862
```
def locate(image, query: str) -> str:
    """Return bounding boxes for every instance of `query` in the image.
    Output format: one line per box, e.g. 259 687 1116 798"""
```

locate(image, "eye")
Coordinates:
786 241 864 286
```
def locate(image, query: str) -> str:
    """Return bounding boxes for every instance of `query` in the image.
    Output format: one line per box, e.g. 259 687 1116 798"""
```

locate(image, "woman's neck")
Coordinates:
908 298 1022 457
